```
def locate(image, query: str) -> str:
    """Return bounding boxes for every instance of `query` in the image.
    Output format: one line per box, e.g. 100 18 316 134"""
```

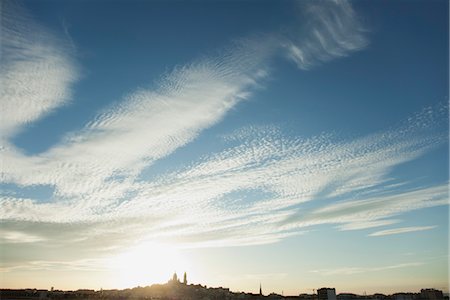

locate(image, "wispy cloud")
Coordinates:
284 184 448 232
337 219 402 231
2 105 448 253
0 258 107 273
0 1 78 139
369 226 438 237
283 0 368 70
311 262 424 276
1 0 371 218
1 105 446 254
0 229 46 244
1 31 273 205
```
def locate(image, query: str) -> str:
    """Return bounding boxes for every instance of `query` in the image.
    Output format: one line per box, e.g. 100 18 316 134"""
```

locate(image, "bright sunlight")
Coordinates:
108 242 191 288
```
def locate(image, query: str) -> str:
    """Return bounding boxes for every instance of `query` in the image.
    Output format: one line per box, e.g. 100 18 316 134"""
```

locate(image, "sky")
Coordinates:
0 0 449 295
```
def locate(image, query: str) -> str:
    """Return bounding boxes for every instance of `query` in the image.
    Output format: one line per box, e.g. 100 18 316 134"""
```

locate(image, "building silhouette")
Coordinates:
169 272 179 284
168 272 189 285
421 289 444 300
1 284 448 300
318 288 337 300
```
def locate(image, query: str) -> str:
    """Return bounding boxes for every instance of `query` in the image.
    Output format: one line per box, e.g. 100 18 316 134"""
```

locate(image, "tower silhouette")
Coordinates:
259 283 262 296
183 272 187 285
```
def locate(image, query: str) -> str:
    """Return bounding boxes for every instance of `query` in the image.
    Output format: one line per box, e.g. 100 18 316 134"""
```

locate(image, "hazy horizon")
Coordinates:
2 274 449 296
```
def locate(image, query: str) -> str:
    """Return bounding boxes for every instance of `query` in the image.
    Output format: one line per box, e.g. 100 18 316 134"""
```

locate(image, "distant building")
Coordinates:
260 283 262 296
392 293 415 300
268 292 283 299
421 289 444 300
299 293 316 300
169 272 180 284
318 288 337 300
184 272 187 285
337 293 357 300
373 293 388 300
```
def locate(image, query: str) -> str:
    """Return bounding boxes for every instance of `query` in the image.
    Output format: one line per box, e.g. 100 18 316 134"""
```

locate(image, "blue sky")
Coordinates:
0 0 448 295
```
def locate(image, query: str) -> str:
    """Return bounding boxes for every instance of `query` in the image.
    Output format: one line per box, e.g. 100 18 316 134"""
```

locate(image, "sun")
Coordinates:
108 242 191 288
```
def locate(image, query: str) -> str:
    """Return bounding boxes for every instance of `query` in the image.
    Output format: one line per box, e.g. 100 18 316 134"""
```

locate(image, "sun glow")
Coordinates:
108 242 191 288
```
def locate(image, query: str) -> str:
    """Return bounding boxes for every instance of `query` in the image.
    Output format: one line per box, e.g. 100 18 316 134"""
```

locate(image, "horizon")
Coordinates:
2 274 449 297
0 0 448 295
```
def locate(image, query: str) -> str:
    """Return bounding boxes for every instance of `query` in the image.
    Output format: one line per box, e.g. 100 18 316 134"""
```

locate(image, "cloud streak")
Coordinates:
311 262 424 276
369 226 438 237
0 229 46 244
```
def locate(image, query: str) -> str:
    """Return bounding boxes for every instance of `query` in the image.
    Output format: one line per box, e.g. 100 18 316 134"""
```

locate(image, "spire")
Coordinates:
183 272 187 285
259 283 262 296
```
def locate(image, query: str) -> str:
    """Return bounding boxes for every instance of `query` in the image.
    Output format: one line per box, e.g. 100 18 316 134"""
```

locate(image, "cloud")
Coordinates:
310 262 424 276
283 184 448 232
0 1 78 139
283 0 368 70
0 258 107 273
0 230 46 244
0 0 371 220
337 219 402 231
1 36 273 205
369 226 438 237
0 105 448 254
